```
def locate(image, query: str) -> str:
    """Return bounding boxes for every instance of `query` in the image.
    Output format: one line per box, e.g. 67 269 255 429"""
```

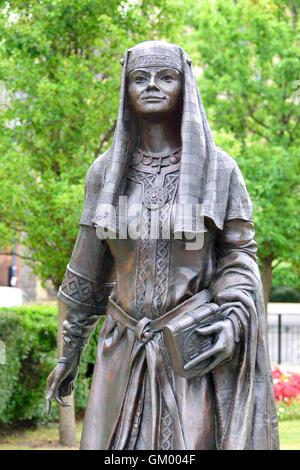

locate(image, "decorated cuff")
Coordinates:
58 264 115 314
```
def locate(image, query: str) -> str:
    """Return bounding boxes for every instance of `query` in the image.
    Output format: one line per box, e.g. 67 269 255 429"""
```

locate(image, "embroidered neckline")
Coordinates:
132 147 181 173
136 146 182 159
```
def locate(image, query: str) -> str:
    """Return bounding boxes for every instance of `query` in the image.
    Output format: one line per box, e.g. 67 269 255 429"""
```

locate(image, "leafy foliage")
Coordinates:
181 0 300 296
0 304 103 426
270 285 300 303
0 0 183 288
0 0 299 300
0 305 58 425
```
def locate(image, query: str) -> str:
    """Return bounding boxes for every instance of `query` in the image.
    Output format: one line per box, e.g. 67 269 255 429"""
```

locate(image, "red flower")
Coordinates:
272 366 300 406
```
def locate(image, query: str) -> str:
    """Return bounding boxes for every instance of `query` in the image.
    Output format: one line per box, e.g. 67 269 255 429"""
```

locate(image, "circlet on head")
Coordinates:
127 53 183 74
119 40 192 74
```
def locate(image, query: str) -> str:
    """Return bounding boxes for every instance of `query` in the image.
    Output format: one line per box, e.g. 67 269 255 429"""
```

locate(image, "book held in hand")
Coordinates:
163 302 223 379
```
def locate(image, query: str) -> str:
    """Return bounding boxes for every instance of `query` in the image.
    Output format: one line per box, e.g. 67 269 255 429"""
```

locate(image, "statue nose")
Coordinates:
146 78 160 91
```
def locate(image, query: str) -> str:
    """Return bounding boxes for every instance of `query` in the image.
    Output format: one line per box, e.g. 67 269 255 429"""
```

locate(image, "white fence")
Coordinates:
267 303 300 364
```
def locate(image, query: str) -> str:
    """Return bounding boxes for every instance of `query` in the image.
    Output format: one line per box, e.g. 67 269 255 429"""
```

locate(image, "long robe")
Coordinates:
59 146 279 450
58 40 279 450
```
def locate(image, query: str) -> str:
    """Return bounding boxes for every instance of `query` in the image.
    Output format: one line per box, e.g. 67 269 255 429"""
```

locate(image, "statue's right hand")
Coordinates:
45 362 76 416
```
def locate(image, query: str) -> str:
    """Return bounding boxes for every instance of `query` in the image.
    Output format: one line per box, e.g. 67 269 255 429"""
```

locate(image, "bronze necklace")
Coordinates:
132 146 181 174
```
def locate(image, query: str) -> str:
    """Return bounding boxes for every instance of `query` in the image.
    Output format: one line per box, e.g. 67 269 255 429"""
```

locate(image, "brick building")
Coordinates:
0 247 56 302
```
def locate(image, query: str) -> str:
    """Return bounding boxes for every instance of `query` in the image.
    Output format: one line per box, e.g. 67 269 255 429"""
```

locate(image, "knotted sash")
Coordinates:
107 289 211 448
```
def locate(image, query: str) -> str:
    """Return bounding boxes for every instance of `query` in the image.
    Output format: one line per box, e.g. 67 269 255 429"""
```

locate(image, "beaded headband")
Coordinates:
126 53 183 74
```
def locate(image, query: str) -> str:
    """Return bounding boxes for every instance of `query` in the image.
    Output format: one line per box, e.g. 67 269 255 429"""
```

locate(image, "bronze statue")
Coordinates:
45 41 279 450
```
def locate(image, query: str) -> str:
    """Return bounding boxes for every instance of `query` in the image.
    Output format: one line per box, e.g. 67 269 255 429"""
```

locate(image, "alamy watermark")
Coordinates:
95 199 206 251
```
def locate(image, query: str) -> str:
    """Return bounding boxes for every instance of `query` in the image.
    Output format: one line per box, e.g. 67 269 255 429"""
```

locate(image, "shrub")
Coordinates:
0 304 103 428
0 305 58 427
270 286 300 303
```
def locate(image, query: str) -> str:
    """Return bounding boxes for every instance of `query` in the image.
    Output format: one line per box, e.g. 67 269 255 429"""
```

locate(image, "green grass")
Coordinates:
0 421 83 450
0 420 299 450
278 420 300 450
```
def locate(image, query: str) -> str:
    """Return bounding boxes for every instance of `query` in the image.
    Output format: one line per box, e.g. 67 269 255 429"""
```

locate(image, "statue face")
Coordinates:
128 66 182 119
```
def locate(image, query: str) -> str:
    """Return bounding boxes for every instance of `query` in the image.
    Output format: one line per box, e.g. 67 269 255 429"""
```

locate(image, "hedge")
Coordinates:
0 304 103 428
270 286 300 303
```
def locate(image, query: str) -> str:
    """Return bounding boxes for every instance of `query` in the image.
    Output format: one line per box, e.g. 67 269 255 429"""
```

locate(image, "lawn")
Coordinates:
0 420 299 450
0 421 83 450
278 420 300 450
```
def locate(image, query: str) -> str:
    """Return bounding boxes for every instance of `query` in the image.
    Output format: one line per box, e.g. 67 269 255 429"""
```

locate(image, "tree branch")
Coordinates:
0 249 39 264
247 125 270 141
94 121 116 158
290 1 298 30
245 102 271 131
0 219 24 232
272 259 283 271
249 111 270 130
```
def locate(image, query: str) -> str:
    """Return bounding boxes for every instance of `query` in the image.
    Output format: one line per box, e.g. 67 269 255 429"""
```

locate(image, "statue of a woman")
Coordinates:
45 41 279 450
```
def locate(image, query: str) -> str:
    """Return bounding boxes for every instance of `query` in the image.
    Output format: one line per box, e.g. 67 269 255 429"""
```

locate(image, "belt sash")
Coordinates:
107 289 211 449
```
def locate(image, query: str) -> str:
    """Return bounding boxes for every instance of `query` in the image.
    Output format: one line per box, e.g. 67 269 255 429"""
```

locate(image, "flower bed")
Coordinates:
272 366 300 421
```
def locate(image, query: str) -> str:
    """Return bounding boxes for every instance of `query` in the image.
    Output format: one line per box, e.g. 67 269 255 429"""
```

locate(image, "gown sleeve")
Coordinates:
210 155 259 340
58 154 115 315
208 174 278 449
211 218 258 341
58 225 115 315
54 159 116 369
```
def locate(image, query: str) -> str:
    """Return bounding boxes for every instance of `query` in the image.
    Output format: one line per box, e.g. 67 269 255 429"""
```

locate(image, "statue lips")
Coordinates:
142 96 166 102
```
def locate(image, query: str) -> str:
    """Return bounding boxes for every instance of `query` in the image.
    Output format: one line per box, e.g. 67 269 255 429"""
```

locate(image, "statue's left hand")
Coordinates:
184 319 236 375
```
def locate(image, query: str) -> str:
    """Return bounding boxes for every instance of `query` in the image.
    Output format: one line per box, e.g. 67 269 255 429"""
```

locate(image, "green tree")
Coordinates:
0 0 183 444
182 0 300 306
0 0 182 287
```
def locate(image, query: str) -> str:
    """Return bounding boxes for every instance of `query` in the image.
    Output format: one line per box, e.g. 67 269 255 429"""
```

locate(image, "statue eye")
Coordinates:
135 75 147 83
161 75 174 82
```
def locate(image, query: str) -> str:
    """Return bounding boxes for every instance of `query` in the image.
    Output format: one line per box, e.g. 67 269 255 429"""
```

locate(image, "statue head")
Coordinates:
125 41 184 121
94 41 219 237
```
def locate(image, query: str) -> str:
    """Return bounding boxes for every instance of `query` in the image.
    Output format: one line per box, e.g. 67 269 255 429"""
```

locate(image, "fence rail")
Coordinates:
268 312 300 364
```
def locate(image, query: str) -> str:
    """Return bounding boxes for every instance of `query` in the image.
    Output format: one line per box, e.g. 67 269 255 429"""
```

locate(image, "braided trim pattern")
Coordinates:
127 54 182 73
59 265 114 313
151 173 179 319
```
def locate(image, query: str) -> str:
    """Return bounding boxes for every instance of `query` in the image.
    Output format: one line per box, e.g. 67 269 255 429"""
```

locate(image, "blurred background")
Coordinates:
0 0 299 450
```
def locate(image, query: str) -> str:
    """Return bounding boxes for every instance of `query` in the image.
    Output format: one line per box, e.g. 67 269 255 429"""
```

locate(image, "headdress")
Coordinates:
81 41 252 236
126 41 183 74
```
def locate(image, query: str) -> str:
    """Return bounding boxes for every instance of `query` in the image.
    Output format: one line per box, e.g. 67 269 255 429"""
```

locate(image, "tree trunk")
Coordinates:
57 298 77 447
260 255 273 312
